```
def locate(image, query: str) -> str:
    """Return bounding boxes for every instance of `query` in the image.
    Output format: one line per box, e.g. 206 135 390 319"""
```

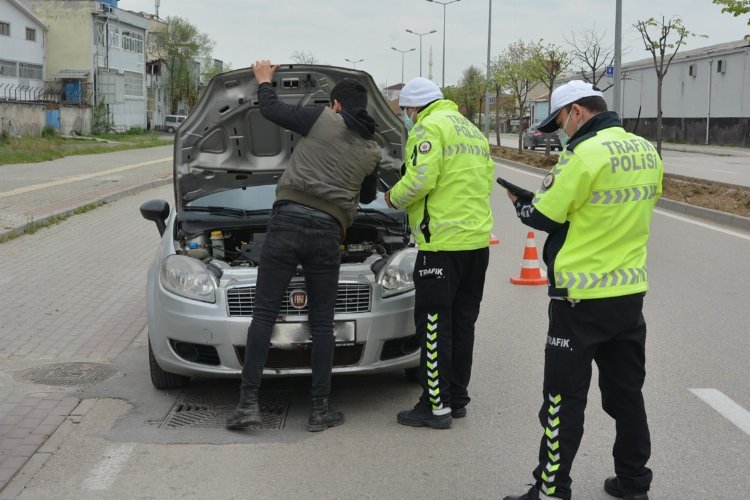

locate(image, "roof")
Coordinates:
384 83 405 91
624 38 750 70
52 70 90 80
7 0 48 30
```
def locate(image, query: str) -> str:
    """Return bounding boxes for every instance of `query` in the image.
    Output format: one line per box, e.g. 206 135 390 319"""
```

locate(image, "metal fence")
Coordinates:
0 82 92 105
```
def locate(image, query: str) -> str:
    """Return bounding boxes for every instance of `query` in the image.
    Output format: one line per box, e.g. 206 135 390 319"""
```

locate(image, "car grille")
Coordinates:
226 282 371 316
235 345 364 369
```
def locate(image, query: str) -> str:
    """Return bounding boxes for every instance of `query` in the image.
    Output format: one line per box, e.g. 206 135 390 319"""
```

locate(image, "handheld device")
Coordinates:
496 177 534 201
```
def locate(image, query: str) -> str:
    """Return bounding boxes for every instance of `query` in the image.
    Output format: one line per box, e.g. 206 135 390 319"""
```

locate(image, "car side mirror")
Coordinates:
140 199 170 236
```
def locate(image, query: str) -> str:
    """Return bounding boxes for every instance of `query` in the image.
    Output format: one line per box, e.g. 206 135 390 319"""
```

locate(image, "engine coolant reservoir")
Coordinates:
210 230 225 259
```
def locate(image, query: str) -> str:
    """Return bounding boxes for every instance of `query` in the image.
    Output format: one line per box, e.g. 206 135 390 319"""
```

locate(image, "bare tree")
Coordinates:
290 50 318 64
634 16 704 156
530 41 573 156
564 26 614 89
493 40 537 153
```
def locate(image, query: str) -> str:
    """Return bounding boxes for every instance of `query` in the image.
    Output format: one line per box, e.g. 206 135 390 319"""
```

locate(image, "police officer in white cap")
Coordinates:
501 81 663 500
386 77 494 430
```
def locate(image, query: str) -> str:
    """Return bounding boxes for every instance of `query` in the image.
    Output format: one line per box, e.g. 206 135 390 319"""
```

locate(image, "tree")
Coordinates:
290 50 318 64
634 16 704 156
530 41 573 156
713 0 750 39
149 17 214 114
565 26 615 89
456 66 486 127
492 40 537 152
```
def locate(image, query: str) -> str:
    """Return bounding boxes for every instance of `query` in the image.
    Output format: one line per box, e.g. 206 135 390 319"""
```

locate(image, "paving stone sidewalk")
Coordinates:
0 146 174 493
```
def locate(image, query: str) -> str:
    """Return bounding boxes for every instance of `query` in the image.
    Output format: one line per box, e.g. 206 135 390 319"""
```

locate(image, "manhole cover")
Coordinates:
16 362 117 386
161 384 290 430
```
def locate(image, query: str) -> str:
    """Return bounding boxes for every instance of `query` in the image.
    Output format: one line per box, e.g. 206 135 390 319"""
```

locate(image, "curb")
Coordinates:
0 177 172 242
493 155 750 232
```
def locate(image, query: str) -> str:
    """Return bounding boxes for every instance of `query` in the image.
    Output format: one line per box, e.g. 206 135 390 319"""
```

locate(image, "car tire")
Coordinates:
149 338 189 390
404 367 421 383
167 127 175 133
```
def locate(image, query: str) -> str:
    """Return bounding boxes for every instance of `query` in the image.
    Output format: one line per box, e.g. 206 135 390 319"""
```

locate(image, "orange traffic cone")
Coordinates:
489 233 500 246
510 232 547 286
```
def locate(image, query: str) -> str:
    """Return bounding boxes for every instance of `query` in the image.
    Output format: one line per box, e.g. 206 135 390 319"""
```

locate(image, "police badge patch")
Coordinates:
541 173 555 190
419 141 432 154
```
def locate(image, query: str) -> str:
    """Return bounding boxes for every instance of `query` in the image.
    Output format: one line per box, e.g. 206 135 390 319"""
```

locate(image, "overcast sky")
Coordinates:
120 0 748 87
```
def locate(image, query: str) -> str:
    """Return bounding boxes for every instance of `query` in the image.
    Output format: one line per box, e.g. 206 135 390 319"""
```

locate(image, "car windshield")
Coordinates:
185 184 389 211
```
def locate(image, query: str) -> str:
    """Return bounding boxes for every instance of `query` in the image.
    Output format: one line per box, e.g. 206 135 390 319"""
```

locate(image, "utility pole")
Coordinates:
613 0 623 118
484 0 492 138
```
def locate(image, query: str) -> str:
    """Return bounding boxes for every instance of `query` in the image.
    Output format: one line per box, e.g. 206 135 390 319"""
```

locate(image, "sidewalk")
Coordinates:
0 145 173 240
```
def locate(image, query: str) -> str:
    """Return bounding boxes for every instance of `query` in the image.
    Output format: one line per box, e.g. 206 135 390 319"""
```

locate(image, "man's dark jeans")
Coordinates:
240 203 342 398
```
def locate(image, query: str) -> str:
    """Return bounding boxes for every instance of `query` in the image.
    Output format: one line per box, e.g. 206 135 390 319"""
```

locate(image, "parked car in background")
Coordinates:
140 65 420 389
522 125 562 151
163 114 187 133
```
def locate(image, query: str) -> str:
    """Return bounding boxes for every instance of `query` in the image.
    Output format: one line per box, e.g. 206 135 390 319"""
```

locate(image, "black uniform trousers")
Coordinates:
532 293 652 499
414 248 489 414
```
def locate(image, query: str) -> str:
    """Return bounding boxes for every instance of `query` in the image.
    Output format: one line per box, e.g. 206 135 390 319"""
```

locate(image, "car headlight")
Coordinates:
377 248 417 298
159 255 217 303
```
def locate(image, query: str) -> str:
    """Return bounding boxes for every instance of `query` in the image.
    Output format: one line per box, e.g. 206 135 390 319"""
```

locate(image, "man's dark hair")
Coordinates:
569 95 608 114
330 78 368 110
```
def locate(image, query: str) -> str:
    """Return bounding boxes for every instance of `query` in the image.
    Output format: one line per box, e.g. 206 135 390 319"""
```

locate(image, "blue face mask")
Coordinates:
403 109 416 131
558 107 574 148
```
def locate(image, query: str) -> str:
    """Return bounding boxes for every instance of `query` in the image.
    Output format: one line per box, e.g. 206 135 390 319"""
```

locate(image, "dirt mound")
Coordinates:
491 145 750 219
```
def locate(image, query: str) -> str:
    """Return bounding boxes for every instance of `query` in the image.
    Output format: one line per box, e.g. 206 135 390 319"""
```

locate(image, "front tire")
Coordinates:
149 338 189 390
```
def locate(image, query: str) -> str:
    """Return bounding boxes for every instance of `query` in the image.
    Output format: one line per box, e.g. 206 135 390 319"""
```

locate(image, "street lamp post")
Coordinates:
391 46 416 84
426 0 461 88
345 58 364 69
405 29 437 77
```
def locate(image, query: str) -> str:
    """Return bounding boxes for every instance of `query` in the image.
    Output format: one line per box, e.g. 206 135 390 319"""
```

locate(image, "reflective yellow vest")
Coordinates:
533 124 664 299
389 100 494 251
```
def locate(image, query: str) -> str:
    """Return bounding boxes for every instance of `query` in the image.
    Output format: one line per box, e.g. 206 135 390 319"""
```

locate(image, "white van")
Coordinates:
164 115 187 133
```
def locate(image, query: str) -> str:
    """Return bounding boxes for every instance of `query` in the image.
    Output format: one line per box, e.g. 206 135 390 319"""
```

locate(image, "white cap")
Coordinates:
537 80 604 132
398 77 443 108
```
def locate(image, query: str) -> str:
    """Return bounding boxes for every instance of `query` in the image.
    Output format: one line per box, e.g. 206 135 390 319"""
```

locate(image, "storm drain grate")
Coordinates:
160 385 290 430
15 362 117 387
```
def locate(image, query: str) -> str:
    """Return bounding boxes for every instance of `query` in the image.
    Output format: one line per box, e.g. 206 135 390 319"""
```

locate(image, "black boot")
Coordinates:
225 389 261 429
604 476 649 500
307 397 344 432
502 485 541 500
397 402 452 429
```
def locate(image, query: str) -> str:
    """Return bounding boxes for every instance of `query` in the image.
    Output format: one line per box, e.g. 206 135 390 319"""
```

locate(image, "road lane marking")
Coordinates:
82 443 136 491
0 157 171 199
495 161 750 241
690 388 750 437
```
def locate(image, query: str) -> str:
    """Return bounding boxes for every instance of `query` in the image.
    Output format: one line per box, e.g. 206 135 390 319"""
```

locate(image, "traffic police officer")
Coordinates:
502 81 663 500
386 77 494 429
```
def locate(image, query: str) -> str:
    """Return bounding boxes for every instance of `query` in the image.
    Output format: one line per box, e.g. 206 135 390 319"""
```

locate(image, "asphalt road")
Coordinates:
493 133 750 188
2 157 748 499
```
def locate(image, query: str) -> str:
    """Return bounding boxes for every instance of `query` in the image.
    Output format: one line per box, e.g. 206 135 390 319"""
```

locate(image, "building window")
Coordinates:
0 22 10 36
18 63 42 80
717 59 726 74
109 27 119 49
0 59 17 77
26 27 35 41
688 64 697 77
124 70 144 97
122 31 144 54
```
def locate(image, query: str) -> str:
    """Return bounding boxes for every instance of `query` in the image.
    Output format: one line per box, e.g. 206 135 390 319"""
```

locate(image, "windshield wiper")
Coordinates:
182 206 270 217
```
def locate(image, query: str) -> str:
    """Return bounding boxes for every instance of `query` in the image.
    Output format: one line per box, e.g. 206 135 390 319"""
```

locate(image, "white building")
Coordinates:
0 0 46 100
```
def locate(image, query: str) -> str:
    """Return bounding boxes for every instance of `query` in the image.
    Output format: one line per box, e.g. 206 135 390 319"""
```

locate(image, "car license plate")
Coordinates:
270 321 356 349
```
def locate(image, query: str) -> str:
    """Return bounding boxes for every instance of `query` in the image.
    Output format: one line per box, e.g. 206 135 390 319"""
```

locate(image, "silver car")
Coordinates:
140 65 419 389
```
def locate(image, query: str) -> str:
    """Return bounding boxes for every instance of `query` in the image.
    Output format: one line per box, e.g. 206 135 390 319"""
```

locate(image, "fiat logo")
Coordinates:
289 289 308 309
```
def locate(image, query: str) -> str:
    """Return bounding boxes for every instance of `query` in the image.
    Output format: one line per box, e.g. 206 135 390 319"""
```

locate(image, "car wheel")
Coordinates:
404 367 420 383
167 127 175 133
149 338 189 390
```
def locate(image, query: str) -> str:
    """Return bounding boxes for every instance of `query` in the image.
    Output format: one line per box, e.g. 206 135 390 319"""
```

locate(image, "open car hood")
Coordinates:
173 65 406 212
